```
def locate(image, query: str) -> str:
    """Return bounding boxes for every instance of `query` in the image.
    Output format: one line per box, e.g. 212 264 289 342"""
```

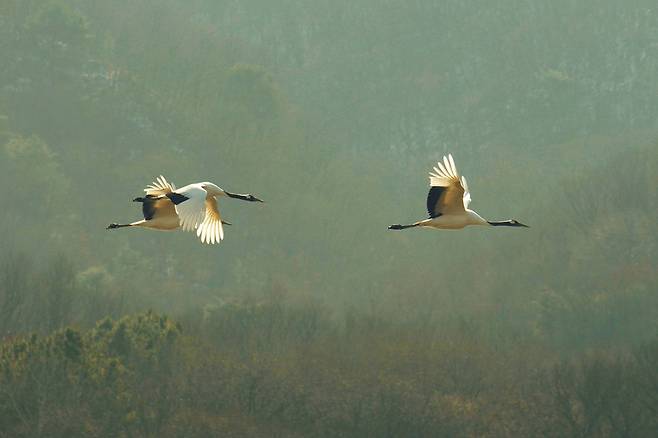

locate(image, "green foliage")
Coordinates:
0 312 181 437
1 309 657 436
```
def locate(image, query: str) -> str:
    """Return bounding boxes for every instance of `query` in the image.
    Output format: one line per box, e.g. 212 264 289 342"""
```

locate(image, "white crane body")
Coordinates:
416 209 489 230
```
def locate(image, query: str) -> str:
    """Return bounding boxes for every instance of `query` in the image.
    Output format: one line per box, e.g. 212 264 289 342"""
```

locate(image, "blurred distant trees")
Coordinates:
0 0 655 342
1 0 655 322
2 135 69 208
0 311 181 436
1 308 657 437
550 349 658 436
222 64 283 125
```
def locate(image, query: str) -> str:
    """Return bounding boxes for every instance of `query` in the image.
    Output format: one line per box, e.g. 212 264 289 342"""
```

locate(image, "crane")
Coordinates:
107 175 263 244
388 154 528 231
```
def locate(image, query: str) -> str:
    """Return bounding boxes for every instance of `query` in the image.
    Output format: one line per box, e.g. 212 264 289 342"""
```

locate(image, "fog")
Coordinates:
1 1 657 436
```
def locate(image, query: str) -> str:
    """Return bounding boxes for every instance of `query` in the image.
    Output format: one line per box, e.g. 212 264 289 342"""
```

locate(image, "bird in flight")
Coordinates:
388 154 528 231
107 176 263 244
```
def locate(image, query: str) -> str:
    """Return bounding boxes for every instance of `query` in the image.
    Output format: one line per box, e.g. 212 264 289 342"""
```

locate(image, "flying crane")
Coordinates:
107 176 263 244
388 154 528 231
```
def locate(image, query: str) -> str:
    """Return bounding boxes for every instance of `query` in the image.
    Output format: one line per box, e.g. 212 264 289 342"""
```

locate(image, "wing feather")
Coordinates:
437 160 449 177
144 175 177 196
196 197 224 244
461 176 472 208
173 185 207 232
426 154 469 216
443 156 453 177
448 154 458 177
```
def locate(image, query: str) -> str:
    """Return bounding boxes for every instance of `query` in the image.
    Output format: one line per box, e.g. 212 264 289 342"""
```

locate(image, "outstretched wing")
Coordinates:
461 175 472 209
427 154 468 217
196 197 224 244
144 175 176 196
170 185 207 232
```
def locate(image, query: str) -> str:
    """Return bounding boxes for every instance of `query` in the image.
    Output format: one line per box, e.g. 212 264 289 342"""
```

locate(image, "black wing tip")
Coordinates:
166 192 189 205
426 186 446 219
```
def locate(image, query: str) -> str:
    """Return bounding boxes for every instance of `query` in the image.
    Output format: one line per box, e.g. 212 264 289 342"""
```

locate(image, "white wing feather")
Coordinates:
144 175 176 196
448 154 458 177
429 154 461 187
173 185 207 232
196 198 224 245
461 175 472 208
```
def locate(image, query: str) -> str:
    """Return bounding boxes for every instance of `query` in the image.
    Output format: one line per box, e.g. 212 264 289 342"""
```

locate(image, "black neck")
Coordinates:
225 191 262 202
488 220 514 227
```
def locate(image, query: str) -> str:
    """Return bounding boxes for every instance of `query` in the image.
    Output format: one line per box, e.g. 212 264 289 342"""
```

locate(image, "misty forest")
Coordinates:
1 1 657 436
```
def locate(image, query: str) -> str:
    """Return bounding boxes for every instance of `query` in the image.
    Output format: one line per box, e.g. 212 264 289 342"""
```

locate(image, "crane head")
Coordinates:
487 219 529 228
508 219 529 228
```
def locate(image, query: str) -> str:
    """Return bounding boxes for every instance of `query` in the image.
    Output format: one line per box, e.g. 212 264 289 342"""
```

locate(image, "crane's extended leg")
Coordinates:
388 223 420 230
106 223 133 229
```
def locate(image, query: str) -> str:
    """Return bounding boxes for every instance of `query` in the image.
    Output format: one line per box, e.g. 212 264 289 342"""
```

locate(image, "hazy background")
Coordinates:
1 1 657 436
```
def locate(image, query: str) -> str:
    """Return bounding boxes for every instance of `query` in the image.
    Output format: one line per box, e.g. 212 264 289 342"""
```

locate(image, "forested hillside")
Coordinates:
1 1 657 436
